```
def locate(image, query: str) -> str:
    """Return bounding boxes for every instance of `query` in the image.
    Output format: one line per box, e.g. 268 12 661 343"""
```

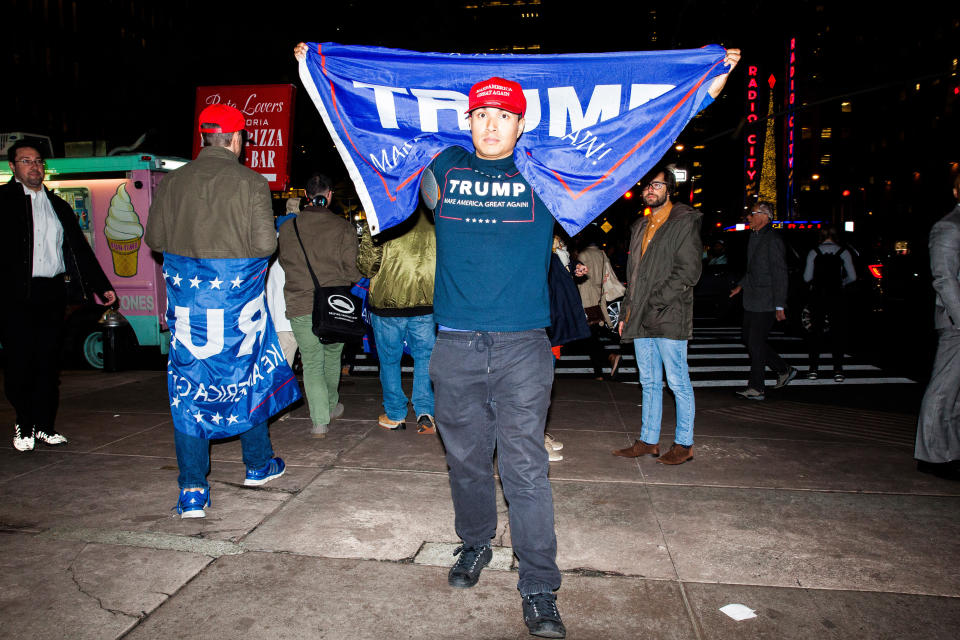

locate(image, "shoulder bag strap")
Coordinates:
597 258 607 307
293 218 322 292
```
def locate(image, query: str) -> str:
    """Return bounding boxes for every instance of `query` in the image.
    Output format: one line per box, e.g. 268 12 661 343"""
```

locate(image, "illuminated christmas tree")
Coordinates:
758 88 778 216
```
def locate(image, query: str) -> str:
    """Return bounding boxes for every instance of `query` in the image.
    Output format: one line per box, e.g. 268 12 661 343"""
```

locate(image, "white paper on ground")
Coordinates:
719 604 757 621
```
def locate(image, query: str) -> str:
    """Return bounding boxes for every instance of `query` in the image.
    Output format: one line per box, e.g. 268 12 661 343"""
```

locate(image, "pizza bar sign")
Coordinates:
193 84 296 191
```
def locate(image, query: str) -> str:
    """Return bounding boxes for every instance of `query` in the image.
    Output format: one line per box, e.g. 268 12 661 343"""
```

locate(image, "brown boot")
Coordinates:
612 440 660 458
657 443 694 465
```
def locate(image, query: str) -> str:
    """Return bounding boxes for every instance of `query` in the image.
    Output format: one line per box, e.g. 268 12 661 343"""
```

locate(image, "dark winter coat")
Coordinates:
621 203 703 341
548 253 590 347
0 178 113 306
738 224 788 312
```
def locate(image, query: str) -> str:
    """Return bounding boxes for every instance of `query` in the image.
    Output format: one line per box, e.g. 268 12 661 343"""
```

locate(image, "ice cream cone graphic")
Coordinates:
105 183 144 277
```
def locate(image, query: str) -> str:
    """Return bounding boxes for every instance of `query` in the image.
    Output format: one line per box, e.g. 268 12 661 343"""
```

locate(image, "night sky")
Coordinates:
5 1 958 223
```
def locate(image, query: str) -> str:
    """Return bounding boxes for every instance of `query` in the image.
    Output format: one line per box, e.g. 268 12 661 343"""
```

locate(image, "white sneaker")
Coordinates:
544 433 563 451
35 429 68 445
545 441 563 461
12 424 34 452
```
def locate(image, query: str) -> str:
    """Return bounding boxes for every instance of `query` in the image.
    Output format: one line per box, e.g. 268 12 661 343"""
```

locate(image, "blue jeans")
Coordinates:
371 313 436 420
430 329 560 596
174 421 273 490
633 338 695 447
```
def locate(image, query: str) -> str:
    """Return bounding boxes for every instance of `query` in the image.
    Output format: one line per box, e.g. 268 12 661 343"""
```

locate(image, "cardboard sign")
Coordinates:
193 84 296 191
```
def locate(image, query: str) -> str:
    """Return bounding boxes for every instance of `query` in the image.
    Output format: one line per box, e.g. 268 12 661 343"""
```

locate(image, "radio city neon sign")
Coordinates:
745 65 760 188
787 38 795 171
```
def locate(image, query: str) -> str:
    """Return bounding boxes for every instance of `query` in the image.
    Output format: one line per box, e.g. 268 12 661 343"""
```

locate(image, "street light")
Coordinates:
811 173 820 181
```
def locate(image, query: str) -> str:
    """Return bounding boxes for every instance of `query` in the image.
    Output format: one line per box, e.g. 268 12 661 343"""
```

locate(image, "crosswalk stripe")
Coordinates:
348 326 915 386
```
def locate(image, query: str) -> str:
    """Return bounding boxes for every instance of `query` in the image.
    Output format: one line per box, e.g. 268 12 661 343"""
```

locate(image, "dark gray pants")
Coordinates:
743 311 789 391
916 328 960 463
430 329 560 596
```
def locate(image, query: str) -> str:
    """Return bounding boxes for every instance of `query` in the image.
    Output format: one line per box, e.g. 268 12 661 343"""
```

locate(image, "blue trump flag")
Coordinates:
298 42 729 236
164 254 301 439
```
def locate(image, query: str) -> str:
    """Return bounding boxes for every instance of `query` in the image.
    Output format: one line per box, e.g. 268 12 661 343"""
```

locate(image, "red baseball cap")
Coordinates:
198 104 247 134
467 77 526 117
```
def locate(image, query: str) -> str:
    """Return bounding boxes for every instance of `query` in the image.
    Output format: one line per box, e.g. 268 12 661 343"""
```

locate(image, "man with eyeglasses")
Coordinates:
613 164 703 465
1 140 116 451
729 201 798 400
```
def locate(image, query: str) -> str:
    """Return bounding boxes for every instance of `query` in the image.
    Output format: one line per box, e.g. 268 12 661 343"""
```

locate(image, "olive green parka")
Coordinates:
357 209 435 316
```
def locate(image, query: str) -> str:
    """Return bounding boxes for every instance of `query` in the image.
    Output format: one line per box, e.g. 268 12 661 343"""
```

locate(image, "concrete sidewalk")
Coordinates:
1 369 958 639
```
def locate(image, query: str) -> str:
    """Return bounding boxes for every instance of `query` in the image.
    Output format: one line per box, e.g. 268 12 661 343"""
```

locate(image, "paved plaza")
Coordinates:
1 368 957 639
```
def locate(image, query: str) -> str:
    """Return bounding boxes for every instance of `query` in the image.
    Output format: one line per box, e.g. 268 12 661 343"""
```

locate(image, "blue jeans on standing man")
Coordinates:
174 421 274 490
633 337 695 447
430 329 560 597
371 313 436 420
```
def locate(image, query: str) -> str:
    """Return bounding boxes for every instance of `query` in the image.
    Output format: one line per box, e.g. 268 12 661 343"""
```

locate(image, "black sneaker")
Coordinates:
774 366 798 389
522 592 566 638
416 414 436 435
448 544 492 588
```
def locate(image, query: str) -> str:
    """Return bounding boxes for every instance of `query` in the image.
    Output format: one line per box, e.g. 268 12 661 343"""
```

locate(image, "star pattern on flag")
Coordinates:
171 273 183 286
161 253 301 437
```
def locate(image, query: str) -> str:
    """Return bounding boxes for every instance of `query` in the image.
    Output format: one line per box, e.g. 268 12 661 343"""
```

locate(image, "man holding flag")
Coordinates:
296 41 738 638
146 104 300 519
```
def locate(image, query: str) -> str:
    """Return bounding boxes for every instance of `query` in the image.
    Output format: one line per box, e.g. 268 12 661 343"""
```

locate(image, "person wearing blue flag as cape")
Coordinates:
146 104 300 519
296 42 738 639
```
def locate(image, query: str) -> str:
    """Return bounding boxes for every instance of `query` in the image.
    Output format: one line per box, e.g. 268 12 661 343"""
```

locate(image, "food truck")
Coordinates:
0 154 187 368
1 85 296 368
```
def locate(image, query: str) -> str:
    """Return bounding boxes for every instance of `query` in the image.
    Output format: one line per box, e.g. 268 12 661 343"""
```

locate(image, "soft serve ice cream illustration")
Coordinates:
104 183 144 276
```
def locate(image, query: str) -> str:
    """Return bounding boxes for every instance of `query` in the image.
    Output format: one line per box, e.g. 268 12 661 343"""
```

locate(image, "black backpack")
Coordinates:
811 246 845 292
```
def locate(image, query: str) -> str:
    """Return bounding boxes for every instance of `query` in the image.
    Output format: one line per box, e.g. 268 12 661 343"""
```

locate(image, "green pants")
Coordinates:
290 315 344 426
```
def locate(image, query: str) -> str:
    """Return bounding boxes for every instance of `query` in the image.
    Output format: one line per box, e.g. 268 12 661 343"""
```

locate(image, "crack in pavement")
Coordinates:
41 526 242 557
66 547 141 621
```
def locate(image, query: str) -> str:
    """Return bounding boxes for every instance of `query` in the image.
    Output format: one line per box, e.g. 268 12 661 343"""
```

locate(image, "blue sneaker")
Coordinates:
244 456 285 486
176 488 210 519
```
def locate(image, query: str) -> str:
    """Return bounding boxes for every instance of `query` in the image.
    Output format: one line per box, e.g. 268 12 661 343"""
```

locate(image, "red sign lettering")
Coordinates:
192 84 297 191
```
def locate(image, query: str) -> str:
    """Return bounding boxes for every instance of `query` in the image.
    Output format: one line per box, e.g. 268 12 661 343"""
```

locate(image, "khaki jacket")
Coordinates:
277 207 362 319
145 146 276 259
576 245 624 327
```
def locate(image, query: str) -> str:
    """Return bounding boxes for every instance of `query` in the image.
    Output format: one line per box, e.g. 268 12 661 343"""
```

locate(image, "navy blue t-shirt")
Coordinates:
429 146 553 331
